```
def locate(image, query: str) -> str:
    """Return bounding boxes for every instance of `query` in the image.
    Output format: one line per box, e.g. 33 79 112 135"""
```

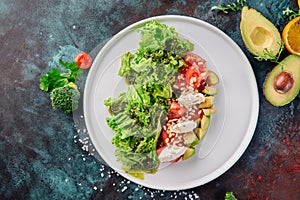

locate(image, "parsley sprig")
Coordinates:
224 191 238 200
39 60 82 92
254 41 285 64
282 7 300 20
211 0 246 14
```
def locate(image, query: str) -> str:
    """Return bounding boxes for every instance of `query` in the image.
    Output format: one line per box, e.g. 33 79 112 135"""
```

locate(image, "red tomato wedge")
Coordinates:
183 52 208 89
156 146 165 156
74 52 92 69
185 65 201 88
168 101 186 119
161 128 177 146
184 52 206 72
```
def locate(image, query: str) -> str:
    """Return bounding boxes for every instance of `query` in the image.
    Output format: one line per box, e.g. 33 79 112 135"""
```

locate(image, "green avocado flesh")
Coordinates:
263 55 300 106
240 6 281 56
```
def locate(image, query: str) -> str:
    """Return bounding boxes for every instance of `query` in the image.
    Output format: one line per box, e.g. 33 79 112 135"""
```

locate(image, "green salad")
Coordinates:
104 21 219 179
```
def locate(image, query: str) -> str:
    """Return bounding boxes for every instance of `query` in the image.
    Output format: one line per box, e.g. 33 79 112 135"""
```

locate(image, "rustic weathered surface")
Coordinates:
0 0 299 199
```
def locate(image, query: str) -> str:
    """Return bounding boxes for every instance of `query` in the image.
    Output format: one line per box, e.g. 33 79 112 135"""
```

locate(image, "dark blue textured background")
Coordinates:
0 0 299 199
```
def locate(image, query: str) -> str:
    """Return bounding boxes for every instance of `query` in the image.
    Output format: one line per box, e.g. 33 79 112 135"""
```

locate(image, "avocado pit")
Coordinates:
274 71 294 94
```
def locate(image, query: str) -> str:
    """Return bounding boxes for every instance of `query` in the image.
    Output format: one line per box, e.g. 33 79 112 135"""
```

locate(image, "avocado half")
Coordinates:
264 55 300 106
240 6 282 56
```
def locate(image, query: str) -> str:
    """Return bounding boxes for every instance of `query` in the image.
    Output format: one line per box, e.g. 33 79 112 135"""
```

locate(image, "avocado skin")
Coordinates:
240 6 281 57
182 147 195 160
263 55 300 106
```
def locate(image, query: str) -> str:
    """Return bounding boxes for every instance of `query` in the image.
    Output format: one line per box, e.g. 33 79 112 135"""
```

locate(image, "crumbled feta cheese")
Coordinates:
169 121 197 133
158 145 187 163
178 90 205 107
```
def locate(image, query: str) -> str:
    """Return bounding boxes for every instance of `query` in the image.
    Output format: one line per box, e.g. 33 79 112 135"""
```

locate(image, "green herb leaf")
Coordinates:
39 68 66 92
211 0 246 14
58 59 82 82
254 41 284 63
282 7 300 20
224 192 238 200
39 60 83 113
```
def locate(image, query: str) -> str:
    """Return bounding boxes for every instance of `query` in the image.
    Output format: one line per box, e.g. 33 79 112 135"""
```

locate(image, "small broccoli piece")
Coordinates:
50 82 80 113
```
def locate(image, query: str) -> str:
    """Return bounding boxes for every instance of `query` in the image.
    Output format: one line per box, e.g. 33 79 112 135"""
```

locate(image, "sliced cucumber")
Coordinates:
203 85 217 95
207 70 219 85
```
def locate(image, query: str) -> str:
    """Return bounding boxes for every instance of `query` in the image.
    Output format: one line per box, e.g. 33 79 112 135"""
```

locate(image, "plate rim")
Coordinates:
84 14 259 190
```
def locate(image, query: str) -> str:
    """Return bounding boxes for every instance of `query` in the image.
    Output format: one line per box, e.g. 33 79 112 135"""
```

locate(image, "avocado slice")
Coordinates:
200 115 210 132
263 55 300 106
196 128 206 140
240 6 281 56
183 131 199 147
203 106 216 116
199 96 214 109
196 115 210 139
182 147 195 160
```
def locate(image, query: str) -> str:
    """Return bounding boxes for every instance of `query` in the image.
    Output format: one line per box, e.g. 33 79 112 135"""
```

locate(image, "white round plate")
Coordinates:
84 15 259 190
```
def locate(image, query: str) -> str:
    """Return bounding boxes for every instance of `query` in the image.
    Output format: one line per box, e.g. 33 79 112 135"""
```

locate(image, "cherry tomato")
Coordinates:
74 52 92 69
168 101 186 119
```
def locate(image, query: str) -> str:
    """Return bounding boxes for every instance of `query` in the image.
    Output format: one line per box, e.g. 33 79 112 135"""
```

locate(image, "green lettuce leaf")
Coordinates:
138 20 194 56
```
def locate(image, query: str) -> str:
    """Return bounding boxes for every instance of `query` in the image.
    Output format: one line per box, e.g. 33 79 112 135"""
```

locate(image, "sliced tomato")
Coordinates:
184 52 207 73
156 146 166 156
74 52 92 69
161 129 174 146
185 65 201 88
184 52 205 66
173 75 188 91
168 101 186 119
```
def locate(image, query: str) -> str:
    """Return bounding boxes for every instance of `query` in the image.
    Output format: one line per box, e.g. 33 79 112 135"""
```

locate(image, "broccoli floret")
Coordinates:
50 82 80 113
